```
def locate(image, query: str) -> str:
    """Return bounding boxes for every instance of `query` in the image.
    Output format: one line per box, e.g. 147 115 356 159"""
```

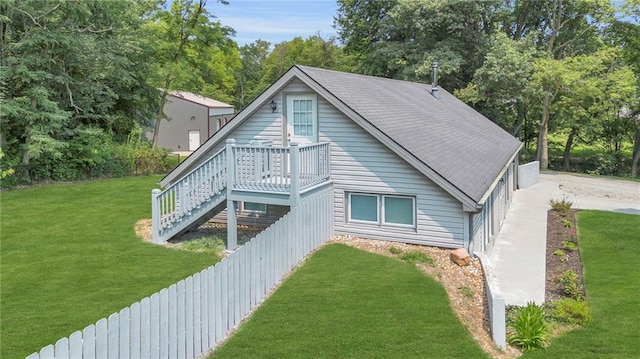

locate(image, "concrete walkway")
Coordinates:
489 174 640 306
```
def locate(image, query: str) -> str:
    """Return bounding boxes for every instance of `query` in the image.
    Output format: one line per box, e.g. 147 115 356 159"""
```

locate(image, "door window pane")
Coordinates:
350 194 378 222
383 196 414 226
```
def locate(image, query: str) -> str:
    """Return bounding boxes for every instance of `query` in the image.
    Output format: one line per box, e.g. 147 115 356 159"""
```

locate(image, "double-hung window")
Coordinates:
348 193 415 227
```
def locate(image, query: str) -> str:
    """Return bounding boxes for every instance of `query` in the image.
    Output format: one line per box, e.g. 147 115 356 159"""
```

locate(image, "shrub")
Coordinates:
552 298 593 325
554 249 566 257
558 270 582 300
388 246 403 255
549 197 573 216
399 251 434 266
507 302 549 351
181 237 226 256
562 240 576 252
562 219 573 228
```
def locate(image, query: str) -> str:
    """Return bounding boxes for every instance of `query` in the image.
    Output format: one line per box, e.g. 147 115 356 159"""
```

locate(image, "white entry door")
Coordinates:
286 94 318 145
188 130 200 151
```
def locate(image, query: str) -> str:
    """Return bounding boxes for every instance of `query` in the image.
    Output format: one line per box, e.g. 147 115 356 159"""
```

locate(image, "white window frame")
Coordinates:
241 202 267 214
348 193 379 224
347 193 416 228
381 195 416 227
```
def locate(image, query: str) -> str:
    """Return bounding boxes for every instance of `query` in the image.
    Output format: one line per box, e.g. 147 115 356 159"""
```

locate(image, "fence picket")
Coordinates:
160 288 170 359
199 269 210 353
150 293 160 359
130 302 141 359
27 189 333 359
185 276 194 359
40 345 54 359
95 318 108 359
107 313 119 359
139 297 151 359
168 284 178 359
55 337 69 359
118 308 130 359
192 273 202 358
82 324 96 359
69 331 82 359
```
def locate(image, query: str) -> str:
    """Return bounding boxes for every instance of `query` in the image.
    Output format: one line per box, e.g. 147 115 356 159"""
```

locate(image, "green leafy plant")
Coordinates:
549 197 573 216
388 246 403 255
552 298 593 325
554 249 566 257
182 236 226 255
562 240 576 252
558 270 582 300
399 251 434 266
507 302 549 351
562 218 573 228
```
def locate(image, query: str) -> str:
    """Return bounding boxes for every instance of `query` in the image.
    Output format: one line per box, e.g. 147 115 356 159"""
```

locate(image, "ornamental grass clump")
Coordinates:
507 302 549 352
549 197 573 216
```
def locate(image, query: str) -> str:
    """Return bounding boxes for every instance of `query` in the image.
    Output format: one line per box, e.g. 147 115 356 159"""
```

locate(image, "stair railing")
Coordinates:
152 148 228 243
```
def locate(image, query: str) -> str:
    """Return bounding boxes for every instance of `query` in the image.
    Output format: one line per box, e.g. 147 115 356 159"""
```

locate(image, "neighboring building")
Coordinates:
152 65 522 255
148 90 234 151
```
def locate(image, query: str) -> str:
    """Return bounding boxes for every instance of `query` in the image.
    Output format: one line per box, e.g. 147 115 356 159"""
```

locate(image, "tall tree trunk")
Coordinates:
536 94 552 170
632 124 640 178
152 85 170 149
563 127 577 172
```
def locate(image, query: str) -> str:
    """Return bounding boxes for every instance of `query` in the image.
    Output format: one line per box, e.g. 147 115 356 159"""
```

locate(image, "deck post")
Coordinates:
290 142 300 204
226 199 238 250
225 138 238 250
151 189 161 243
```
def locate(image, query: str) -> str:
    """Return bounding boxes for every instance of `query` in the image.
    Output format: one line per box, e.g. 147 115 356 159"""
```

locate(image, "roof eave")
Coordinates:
474 142 524 209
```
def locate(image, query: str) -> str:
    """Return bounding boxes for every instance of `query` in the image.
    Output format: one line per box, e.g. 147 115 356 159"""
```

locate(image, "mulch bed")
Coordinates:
545 209 586 302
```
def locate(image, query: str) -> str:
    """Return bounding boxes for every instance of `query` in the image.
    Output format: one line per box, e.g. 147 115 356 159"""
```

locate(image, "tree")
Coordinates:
234 39 270 110
455 32 537 140
257 35 352 90
335 0 507 89
144 0 240 148
0 0 157 168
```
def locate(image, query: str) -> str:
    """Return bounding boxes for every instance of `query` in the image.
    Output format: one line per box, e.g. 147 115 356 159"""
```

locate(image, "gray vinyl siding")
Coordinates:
210 204 290 228
316 96 465 248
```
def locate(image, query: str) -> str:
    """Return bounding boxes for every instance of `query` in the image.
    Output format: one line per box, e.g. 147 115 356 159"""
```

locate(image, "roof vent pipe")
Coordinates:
431 61 439 99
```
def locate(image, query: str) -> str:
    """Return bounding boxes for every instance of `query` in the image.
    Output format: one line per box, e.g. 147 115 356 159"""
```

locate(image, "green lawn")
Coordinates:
210 243 489 359
1 177 221 359
523 211 640 358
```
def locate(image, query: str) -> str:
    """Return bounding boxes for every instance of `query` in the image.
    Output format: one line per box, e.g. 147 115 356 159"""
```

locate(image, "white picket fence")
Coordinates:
27 189 334 359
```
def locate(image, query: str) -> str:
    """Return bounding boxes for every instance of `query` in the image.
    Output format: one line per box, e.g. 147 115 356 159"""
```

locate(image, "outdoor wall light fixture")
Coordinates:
269 100 277 112
190 115 196 121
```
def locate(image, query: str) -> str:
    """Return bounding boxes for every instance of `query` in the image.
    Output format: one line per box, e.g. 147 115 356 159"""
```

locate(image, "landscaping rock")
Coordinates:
450 248 471 266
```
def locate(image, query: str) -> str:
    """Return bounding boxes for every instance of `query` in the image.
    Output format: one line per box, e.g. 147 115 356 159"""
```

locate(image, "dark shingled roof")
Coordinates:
296 65 522 203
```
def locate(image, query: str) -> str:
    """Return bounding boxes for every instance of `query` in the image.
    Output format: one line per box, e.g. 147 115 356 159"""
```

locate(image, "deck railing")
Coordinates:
228 141 331 194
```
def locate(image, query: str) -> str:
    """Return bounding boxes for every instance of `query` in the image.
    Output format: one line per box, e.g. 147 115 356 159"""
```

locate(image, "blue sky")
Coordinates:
207 0 339 47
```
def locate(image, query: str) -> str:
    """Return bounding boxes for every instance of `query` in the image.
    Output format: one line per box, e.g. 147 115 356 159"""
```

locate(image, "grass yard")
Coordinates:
523 211 640 358
1 177 222 359
209 243 489 359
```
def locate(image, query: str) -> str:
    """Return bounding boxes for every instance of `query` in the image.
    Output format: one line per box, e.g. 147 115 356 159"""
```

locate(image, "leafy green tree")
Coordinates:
0 0 157 169
144 0 240 148
234 39 270 110
456 33 538 140
335 0 507 89
257 35 352 89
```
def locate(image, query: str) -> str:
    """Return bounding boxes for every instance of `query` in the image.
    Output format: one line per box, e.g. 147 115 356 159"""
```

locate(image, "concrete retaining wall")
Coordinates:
518 161 539 189
475 253 506 349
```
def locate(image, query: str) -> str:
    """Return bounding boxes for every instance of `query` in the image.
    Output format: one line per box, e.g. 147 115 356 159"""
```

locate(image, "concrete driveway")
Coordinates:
489 172 640 306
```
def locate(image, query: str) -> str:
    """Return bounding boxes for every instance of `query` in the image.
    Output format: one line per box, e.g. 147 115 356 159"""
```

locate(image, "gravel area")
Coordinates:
540 172 640 202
